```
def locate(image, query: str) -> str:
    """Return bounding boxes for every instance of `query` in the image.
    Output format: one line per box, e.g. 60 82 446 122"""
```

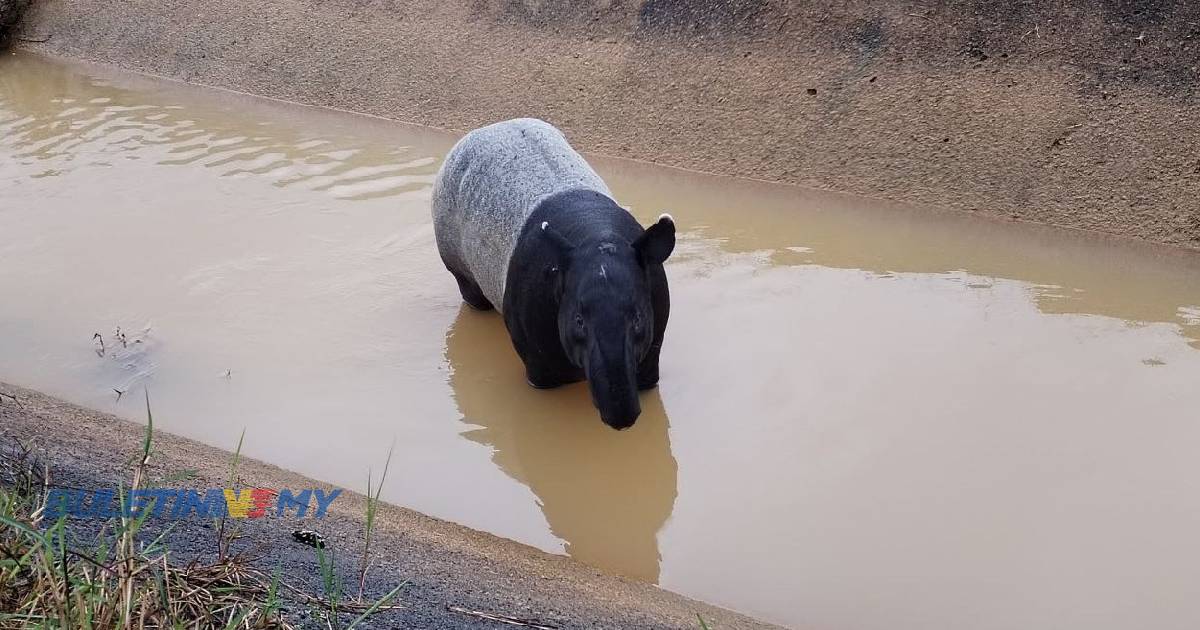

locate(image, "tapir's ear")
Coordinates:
634 214 675 266
540 221 574 255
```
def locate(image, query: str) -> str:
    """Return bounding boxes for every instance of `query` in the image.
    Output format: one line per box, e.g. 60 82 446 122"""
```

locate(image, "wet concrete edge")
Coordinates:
0 381 780 629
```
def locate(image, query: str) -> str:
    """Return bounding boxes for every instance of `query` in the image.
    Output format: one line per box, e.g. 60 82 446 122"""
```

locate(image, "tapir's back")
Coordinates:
432 118 611 311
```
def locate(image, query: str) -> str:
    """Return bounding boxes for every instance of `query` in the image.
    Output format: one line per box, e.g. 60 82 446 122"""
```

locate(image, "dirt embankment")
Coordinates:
14 0 1200 249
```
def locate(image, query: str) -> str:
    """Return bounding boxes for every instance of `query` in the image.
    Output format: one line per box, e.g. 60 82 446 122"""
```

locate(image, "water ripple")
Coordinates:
0 61 439 203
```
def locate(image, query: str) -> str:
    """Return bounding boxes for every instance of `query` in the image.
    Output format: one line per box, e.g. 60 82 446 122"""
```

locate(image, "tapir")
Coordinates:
431 118 675 429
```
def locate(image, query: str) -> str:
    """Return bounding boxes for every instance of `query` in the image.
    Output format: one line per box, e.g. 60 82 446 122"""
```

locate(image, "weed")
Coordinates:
216 428 247 562
0 391 403 628
357 441 394 602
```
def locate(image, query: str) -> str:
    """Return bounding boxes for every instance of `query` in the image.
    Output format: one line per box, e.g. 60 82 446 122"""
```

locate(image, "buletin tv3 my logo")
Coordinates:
43 488 342 519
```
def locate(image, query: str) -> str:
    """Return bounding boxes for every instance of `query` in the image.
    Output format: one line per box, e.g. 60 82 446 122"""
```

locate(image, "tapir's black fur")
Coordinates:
503 189 673 429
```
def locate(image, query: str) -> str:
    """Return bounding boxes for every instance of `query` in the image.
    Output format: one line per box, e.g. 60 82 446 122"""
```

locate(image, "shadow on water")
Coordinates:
443 305 678 582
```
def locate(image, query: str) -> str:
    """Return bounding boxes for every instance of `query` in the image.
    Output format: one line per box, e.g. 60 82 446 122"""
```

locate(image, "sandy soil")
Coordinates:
0 382 777 629
13 0 1200 249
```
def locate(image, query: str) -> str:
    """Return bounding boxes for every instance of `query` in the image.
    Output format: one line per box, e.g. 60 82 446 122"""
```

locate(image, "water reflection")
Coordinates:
444 306 678 582
600 159 1200 350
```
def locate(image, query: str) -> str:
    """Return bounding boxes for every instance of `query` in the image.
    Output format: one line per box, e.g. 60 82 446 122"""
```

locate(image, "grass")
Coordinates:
356 441 393 602
216 427 246 562
297 440 407 629
316 545 341 622
279 438 407 630
0 390 404 629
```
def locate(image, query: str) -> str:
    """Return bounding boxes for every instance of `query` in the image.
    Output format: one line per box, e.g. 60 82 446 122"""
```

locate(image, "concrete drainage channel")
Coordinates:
3 1 1200 629
10 0 1200 249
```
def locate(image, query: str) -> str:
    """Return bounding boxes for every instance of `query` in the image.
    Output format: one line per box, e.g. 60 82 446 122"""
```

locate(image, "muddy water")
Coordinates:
3 52 1200 629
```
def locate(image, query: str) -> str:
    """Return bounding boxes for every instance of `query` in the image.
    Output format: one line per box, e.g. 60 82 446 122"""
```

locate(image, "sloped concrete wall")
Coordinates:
16 0 1200 247
1 0 31 47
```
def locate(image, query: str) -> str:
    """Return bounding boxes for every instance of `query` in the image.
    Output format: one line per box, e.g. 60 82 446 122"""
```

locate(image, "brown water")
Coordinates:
4 52 1200 630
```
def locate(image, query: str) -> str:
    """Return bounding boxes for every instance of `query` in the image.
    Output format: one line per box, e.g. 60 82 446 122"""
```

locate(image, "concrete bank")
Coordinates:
12 0 1200 249
0 382 776 629
0 0 30 47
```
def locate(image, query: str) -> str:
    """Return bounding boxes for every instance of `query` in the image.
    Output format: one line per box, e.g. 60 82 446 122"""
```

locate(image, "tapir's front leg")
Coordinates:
523 350 586 389
526 362 575 389
506 307 584 389
637 264 670 390
636 342 662 391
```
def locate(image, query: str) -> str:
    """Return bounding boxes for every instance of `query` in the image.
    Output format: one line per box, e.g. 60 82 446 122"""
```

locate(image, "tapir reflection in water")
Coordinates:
432 118 675 429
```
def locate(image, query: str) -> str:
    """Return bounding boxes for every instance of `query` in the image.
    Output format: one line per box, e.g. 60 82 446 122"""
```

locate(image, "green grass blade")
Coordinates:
345 580 408 629
141 389 154 464
222 607 253 630
227 429 246 485
0 513 53 551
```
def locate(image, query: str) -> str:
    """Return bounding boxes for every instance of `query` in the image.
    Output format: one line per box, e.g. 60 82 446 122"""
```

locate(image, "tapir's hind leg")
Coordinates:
447 267 494 311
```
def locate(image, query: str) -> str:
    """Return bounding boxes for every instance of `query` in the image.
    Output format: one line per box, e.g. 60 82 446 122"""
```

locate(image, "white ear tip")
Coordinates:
541 221 549 230
658 213 674 223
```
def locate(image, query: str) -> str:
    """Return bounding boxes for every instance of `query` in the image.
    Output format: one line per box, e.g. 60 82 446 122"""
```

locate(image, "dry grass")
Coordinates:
0 393 401 629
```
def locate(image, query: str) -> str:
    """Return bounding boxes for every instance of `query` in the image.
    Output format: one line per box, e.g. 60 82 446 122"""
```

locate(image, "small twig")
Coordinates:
447 606 559 629
16 35 51 43
242 567 404 613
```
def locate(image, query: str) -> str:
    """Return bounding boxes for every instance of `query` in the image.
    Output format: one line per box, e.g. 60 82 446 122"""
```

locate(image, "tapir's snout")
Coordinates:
598 396 641 430
587 336 641 430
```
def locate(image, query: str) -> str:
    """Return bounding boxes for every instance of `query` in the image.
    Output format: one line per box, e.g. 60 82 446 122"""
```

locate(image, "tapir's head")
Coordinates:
542 215 675 430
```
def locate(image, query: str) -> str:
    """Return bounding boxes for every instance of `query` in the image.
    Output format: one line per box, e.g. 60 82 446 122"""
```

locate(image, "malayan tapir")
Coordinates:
431 118 675 430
